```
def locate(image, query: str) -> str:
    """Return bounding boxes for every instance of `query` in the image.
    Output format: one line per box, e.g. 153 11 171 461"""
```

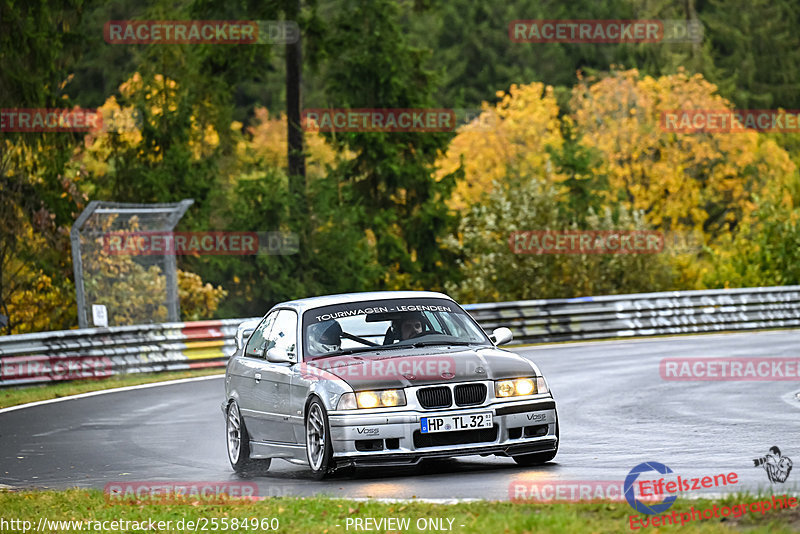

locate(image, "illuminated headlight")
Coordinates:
342 389 406 409
495 378 536 398
357 391 380 408
380 390 402 406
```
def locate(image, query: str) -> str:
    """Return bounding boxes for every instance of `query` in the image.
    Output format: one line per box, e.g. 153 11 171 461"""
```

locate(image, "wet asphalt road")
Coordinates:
1 330 799 500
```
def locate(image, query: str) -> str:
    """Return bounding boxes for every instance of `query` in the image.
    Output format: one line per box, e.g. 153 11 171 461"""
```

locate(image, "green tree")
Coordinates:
703 186 800 288
702 0 800 110
410 0 712 110
0 0 92 333
445 174 677 303
209 164 381 318
320 0 460 291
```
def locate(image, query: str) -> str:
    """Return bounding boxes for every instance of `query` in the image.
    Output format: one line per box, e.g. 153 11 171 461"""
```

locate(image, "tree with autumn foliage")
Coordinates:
445 175 678 303
436 82 564 211
570 68 796 244
438 68 800 299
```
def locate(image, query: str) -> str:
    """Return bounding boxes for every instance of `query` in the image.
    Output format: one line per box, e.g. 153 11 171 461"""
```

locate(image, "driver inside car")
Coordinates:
383 311 429 344
399 315 424 340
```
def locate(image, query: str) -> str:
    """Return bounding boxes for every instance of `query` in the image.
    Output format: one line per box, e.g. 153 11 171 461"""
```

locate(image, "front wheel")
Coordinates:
227 401 271 474
305 398 334 479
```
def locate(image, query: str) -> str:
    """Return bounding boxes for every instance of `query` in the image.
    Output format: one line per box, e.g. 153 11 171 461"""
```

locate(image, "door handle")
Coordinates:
254 373 262 383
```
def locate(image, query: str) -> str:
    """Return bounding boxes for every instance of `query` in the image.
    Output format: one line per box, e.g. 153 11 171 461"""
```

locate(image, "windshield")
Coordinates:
302 297 491 360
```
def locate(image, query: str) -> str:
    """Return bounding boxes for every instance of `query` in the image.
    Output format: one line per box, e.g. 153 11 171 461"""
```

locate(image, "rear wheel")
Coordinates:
227 401 271 474
305 398 334 479
512 417 559 466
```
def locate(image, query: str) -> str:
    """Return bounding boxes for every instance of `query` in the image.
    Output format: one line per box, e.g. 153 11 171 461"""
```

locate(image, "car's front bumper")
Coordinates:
328 397 558 467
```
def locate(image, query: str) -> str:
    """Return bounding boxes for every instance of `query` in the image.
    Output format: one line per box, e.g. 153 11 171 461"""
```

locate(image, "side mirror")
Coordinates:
236 320 258 351
235 329 252 351
491 327 513 346
266 347 293 363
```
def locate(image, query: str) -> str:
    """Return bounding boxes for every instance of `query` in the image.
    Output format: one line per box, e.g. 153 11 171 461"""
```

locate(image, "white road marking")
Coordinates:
0 375 224 415
348 497 482 504
781 389 800 410
260 492 800 504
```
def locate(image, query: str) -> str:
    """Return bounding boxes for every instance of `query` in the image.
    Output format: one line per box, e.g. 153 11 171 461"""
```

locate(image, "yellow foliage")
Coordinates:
241 107 347 178
570 68 797 241
5 258 75 335
436 82 565 210
78 72 221 173
1 139 81 334
178 270 228 322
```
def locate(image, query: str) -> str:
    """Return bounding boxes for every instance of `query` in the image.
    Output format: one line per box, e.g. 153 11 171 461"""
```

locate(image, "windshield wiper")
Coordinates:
311 341 484 359
311 346 386 359
409 340 481 348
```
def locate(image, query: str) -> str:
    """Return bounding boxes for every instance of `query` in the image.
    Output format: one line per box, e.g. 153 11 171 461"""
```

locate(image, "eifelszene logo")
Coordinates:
753 446 793 483
624 462 678 515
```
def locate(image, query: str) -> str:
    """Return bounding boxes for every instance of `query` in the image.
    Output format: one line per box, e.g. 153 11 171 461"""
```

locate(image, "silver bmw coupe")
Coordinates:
223 291 559 478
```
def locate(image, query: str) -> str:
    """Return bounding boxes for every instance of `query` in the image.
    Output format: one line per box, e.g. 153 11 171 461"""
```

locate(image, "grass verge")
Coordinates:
0 368 224 409
0 490 798 533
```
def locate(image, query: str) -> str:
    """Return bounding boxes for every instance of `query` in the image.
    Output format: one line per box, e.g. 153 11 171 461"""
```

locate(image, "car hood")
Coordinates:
305 345 539 390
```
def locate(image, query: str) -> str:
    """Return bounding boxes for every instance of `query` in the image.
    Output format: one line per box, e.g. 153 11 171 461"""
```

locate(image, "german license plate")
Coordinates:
420 412 493 433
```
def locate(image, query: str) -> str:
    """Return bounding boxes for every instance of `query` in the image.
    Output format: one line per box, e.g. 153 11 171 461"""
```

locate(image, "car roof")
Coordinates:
276 290 455 313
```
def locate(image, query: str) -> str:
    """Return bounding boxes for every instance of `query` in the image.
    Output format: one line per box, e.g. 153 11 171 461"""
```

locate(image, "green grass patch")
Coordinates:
0 368 224 409
0 489 798 533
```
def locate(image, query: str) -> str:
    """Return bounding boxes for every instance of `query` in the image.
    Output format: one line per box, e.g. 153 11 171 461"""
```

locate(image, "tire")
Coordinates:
226 401 271 474
305 398 334 480
512 417 559 467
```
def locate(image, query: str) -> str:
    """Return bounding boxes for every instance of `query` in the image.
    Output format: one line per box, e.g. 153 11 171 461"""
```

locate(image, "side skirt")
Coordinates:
250 440 307 463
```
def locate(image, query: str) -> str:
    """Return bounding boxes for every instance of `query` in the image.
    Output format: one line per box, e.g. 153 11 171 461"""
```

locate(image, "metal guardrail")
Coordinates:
462 286 800 343
0 320 248 387
2 286 799 387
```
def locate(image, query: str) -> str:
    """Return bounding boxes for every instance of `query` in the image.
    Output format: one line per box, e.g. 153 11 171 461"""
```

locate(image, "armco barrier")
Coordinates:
462 286 800 343
1 286 799 387
0 320 249 387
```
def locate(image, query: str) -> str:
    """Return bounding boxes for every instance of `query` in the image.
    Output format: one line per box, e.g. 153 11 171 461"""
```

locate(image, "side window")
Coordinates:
267 309 298 362
437 312 470 339
423 311 449 335
244 311 278 358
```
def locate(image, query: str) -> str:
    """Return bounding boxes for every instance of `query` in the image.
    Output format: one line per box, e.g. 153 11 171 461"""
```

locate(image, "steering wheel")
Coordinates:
408 330 442 340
